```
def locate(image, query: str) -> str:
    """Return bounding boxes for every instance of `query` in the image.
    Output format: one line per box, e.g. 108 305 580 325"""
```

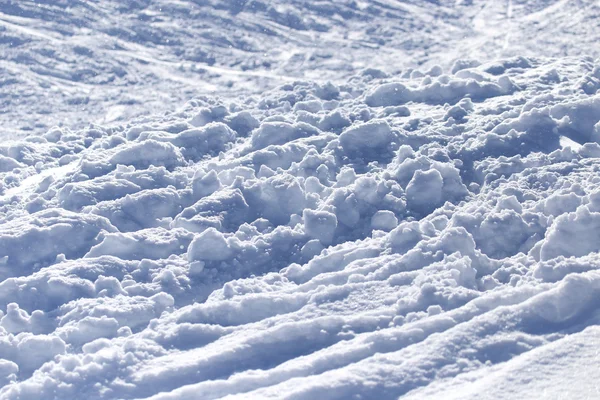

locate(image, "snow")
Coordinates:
1 0 600 399
187 228 233 262
302 209 338 245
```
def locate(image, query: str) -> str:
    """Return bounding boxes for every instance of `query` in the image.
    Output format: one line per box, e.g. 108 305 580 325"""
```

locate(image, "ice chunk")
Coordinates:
371 210 398 231
187 228 233 262
251 121 319 150
339 119 395 160
303 209 337 245
540 206 600 261
110 140 186 170
406 169 444 214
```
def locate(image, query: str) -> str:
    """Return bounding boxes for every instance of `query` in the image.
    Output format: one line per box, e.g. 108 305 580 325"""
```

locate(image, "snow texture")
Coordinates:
1 1 600 399
2 0 600 138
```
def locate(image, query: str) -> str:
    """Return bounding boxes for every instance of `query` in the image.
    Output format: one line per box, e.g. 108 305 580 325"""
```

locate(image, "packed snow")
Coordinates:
1 0 600 399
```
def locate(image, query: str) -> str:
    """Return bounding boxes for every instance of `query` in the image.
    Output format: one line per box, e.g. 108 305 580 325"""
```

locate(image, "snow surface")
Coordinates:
2 0 600 137
1 1 600 399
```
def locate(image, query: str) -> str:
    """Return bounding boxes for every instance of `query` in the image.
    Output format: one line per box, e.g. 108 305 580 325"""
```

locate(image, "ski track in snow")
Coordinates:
0 1 600 399
1 0 599 137
503 0 513 50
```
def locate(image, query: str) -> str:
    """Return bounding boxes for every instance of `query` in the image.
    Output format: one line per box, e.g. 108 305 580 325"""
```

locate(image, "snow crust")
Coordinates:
1 1 600 399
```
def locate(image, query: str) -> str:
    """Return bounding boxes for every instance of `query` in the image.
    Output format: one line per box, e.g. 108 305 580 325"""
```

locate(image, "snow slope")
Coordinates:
2 0 600 399
1 0 599 137
1 53 600 398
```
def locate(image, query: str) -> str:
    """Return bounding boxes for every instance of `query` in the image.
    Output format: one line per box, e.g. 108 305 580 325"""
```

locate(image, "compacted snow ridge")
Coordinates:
1 1 600 399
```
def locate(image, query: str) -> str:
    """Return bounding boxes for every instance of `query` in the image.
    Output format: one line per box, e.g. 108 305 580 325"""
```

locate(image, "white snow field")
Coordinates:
2 1 600 399
1 0 599 137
